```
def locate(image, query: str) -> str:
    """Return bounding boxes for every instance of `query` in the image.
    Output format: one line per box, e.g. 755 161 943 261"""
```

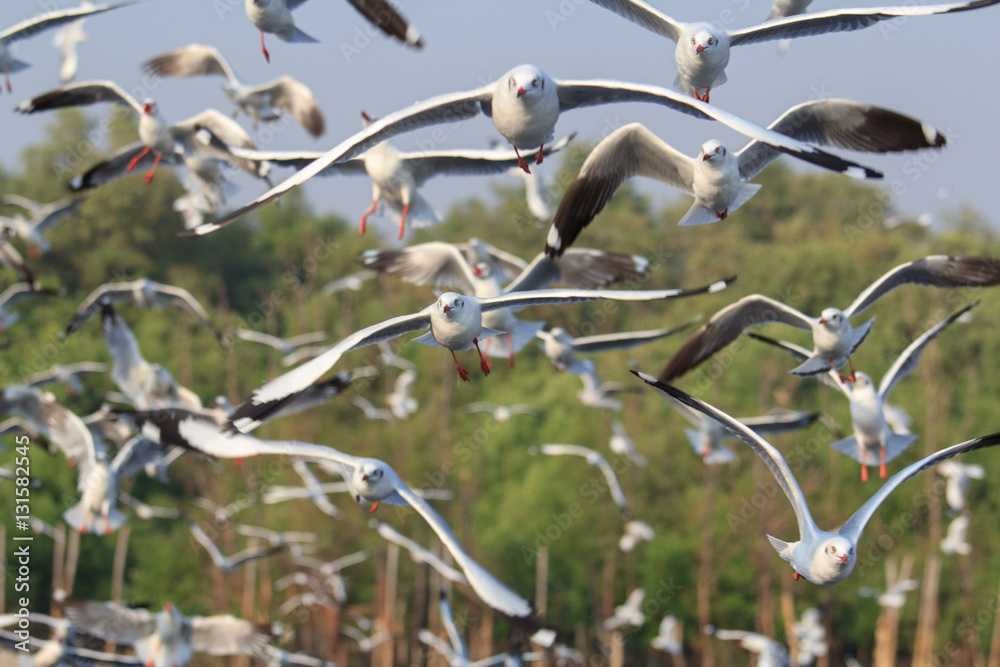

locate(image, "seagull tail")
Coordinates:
766 534 794 562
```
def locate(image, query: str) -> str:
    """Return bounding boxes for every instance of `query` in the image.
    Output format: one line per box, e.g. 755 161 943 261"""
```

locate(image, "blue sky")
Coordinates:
3 0 998 237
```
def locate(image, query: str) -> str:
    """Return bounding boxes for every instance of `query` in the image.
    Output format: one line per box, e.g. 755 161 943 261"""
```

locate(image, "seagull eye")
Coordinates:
532 78 539 87
690 37 696 45
509 77 515 88
708 37 714 45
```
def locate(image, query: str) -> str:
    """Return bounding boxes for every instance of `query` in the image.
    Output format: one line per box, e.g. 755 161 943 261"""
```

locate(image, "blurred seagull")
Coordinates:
235 328 328 356
530 444 632 520
370 519 468 584
941 515 973 555
185 517 285 571
609 419 645 467
585 0 1000 102
25 362 108 397
466 402 538 423
651 615 682 655
858 579 919 608
143 44 325 137
938 461 985 515
0 195 82 258
633 373 1000 585
603 588 645 630
618 520 654 553
537 319 697 374
706 626 788 667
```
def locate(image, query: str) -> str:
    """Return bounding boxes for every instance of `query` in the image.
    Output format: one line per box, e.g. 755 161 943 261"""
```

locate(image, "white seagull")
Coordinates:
544 100 945 254
706 626 789 667
16 81 270 189
186 64 880 236
235 328 328 355
609 419 646 467
0 282 55 332
585 0 1000 102
185 517 285 571
51 1 94 83
466 402 539 423
530 444 632 520
65 600 271 667
0 2 136 91
664 393 819 465
938 461 985 515
0 385 93 465
858 579 919 608
748 300 974 481
24 362 109 397
167 420 534 617
603 588 645 630
618 520 655 553
941 514 973 555
633 372 1000 585
658 255 1000 382
245 0 422 63
536 320 698 374
143 44 325 137
370 519 468 584
0 195 83 258
651 614 682 654
228 279 733 433
386 368 419 420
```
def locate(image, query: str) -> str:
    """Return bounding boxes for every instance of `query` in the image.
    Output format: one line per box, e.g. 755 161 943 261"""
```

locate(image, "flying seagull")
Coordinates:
185 64 880 236
142 44 325 137
228 279 733 433
585 0 1000 102
530 444 632 520
632 372 1000 585
544 100 945 255
658 255 1000 382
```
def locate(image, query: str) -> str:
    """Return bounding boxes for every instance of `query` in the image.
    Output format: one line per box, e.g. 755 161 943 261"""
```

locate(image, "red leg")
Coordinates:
396 202 409 239
861 449 868 482
472 337 492 376
359 200 377 235
260 31 270 63
880 445 887 479
535 144 545 165
716 210 728 220
4 74 10 93
847 357 857 383
792 572 800 581
144 153 162 184
514 147 531 174
506 333 514 368
126 145 151 172
367 501 380 513
450 350 470 382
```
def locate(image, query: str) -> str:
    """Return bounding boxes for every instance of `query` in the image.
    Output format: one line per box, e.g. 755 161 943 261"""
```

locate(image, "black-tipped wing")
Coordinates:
0 2 135 44
345 0 423 47
737 99 946 181
570 319 699 354
359 243 478 294
16 80 143 115
657 294 812 382
69 142 175 191
141 43 238 84
504 249 649 293
845 255 1000 317
479 278 734 314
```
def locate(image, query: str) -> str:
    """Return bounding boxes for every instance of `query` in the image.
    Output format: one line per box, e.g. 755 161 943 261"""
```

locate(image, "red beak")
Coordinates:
839 554 848 563
361 111 372 123
695 44 705 54
473 267 483 276
443 304 452 313
142 103 153 114
517 86 526 98
819 318 827 324
164 602 174 611
362 473 369 481
702 153 711 161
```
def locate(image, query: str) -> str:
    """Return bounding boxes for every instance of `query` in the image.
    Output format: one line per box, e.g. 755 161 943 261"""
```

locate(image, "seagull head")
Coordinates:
437 292 463 317
472 262 493 278
690 29 719 56
817 308 846 330
811 536 855 583
851 372 874 391
700 140 727 162
506 65 548 101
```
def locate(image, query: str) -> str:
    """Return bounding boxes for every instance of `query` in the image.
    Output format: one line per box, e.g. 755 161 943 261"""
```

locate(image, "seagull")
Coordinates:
278 592 338 615
0 385 93 465
232 122 573 238
574 361 633 411
263 646 335 667
186 64 880 236
658 255 1000 382
937 461 985 515
530 444 632 520
0 2 136 92
16 81 270 189
260 481 350 507
288 548 371 604
386 369 418 419
665 395 819 465
340 625 392 653
618 520 654 553
142 44 325 137
0 225 37 286
235 328 328 355
941 514 973 555
0 632 144 667
118 491 181 520
51 1 94 83
651 615 682 654
793 608 828 665
370 519 468 584
245 0 422 63
63 278 226 346
184 517 285 571
288 458 345 517
858 579 919 608
747 301 974 481
228 279 734 433
536 320 697 374
233 524 318 546
544 99 946 254
99 302 204 411
361 245 654 366
585 0 1000 102
165 420 534 617
0 196 83 258
633 372 1000 585
422 587 469 665
706 626 789 667
609 419 645 467
321 269 376 296
65 600 272 667
466 402 538 423
0 282 55 333
24 362 108 397
603 588 645 630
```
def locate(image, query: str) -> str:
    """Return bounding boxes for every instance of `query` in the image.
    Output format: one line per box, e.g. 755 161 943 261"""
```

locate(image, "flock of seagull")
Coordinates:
2 0 1000 665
